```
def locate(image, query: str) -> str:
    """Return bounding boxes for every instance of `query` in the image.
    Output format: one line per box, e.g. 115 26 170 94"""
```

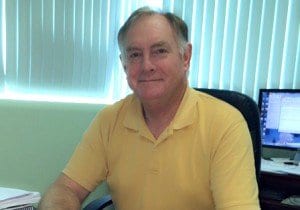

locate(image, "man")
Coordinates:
38 7 260 210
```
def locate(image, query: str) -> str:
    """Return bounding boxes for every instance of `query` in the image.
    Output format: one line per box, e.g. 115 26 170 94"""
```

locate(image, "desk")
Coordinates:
261 158 300 175
260 159 300 210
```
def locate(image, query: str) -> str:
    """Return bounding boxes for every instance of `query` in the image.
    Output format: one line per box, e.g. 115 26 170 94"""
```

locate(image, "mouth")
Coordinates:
138 79 163 82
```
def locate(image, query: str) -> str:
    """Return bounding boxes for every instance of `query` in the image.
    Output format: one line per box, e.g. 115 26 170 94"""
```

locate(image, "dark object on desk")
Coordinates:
284 161 299 166
282 195 300 206
83 88 262 210
260 171 300 210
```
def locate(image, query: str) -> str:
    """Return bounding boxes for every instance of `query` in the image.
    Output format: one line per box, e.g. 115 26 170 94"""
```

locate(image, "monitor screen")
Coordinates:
258 89 300 150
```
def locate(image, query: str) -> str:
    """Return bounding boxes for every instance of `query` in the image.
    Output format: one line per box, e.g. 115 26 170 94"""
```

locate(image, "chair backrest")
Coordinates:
83 88 262 210
194 88 261 180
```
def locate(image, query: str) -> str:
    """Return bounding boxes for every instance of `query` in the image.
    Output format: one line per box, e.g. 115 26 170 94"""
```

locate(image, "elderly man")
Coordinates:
38 7 260 210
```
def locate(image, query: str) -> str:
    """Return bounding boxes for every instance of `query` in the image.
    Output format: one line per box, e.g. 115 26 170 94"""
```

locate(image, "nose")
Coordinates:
141 54 155 72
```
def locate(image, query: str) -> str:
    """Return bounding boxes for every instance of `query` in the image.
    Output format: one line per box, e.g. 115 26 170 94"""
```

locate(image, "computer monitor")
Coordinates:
258 89 300 162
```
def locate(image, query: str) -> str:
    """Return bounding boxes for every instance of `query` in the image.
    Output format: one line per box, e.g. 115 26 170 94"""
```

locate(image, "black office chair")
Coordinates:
83 88 262 210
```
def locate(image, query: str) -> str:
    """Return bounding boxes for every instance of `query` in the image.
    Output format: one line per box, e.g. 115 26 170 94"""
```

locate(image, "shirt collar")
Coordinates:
171 87 197 130
123 87 197 135
123 95 145 132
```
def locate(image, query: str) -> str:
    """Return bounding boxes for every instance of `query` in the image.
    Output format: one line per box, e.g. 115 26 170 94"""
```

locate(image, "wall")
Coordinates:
0 99 108 206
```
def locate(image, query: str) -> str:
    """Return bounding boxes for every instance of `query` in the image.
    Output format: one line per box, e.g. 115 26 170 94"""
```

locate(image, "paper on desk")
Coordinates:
0 187 40 209
2 204 35 210
261 158 300 175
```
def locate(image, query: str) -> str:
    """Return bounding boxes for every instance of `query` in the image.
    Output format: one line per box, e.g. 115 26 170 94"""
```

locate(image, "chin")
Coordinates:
136 89 165 101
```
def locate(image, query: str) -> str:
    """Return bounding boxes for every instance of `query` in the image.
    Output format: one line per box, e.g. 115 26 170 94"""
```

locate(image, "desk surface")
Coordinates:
261 158 300 176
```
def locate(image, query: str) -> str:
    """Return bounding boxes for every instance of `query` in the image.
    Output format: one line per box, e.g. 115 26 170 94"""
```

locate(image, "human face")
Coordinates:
121 15 192 102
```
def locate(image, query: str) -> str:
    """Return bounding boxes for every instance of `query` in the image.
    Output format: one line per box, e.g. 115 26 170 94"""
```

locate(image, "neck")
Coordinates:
142 85 187 138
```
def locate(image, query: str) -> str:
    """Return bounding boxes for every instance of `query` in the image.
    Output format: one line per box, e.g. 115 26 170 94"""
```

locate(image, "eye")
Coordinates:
126 51 143 63
154 48 168 55
129 51 142 58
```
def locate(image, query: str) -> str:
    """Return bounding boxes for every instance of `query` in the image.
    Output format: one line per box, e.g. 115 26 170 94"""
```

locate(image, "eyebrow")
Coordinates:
125 46 142 53
150 41 170 49
125 41 171 52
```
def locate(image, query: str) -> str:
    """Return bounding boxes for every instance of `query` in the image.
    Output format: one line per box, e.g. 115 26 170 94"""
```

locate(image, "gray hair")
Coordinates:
118 7 189 55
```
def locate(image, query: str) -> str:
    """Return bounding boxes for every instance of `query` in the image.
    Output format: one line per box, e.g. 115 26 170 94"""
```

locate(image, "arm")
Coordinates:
38 173 90 210
211 116 260 209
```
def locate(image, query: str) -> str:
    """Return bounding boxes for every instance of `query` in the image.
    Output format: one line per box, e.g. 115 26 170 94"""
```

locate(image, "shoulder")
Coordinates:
83 94 137 141
94 94 136 123
189 88 245 122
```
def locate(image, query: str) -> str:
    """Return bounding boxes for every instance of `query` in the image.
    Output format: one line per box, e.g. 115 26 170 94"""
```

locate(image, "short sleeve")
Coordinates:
63 111 109 191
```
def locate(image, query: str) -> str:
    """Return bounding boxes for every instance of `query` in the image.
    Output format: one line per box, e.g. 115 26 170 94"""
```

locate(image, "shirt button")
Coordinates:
149 168 160 174
149 158 160 174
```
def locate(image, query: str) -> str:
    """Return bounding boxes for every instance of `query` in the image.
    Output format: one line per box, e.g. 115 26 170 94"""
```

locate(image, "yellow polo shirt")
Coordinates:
63 87 260 210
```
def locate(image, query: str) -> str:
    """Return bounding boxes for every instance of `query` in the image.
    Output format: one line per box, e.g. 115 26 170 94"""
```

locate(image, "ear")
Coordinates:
183 43 192 71
119 54 127 72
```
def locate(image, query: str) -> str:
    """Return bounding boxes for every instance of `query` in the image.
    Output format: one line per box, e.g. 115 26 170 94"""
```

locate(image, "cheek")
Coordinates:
164 60 185 75
125 68 139 83
126 69 136 77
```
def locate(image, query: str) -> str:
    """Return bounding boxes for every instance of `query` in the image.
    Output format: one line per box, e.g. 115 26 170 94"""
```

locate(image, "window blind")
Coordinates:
0 0 299 103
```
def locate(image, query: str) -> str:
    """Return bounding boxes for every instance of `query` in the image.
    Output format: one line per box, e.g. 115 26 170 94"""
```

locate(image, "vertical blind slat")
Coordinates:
280 0 299 88
0 0 4 91
253 1 275 99
5 0 18 88
189 0 203 86
294 25 300 89
243 0 262 97
208 0 225 88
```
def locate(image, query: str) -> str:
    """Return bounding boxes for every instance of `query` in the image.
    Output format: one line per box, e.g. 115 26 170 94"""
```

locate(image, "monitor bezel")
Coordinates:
258 88 300 150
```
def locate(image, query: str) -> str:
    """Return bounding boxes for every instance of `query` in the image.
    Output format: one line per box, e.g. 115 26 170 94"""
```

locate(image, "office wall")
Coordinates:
0 99 108 205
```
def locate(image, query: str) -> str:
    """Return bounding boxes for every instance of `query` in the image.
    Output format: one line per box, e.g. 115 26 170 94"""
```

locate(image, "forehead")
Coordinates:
124 14 177 48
